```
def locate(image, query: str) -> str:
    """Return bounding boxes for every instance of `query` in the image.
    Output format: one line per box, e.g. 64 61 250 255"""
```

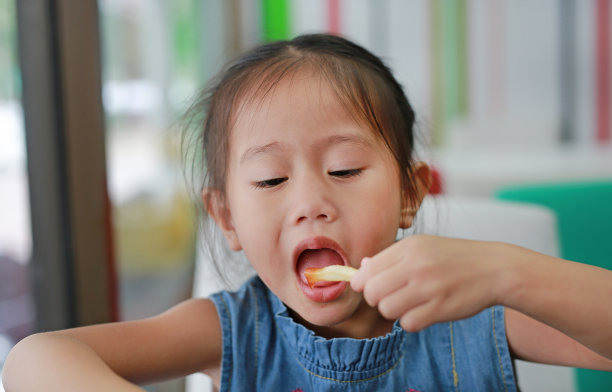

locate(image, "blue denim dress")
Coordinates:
210 276 517 392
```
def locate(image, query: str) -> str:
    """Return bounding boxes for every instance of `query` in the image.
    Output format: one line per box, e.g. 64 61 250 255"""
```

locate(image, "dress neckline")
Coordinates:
266 283 406 376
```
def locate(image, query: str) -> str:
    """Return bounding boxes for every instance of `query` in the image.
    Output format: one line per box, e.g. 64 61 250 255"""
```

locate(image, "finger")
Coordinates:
350 257 372 292
351 252 397 291
361 261 411 307
376 284 427 321
399 299 442 332
352 242 409 291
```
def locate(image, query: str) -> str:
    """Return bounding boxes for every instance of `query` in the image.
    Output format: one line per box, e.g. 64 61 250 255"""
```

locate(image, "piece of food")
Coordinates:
304 265 358 288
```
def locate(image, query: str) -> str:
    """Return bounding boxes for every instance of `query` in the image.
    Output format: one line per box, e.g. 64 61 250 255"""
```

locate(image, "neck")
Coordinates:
290 302 395 340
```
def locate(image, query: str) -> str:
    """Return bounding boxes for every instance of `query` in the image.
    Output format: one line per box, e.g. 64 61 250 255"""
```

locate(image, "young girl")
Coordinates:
3 34 612 392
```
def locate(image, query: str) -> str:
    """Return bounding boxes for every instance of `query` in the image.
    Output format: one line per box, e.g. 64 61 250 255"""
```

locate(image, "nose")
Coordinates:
290 173 337 225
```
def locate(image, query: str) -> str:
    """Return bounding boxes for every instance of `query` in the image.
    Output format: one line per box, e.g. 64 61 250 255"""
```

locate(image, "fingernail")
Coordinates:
361 257 371 267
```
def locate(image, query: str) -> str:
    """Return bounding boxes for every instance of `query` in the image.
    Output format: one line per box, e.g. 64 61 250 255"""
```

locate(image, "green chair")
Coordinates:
496 180 612 392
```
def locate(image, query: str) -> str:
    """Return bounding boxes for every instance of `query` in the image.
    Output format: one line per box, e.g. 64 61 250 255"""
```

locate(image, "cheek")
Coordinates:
226 190 282 263
230 194 279 236
350 186 402 256
367 170 402 221
365 199 400 238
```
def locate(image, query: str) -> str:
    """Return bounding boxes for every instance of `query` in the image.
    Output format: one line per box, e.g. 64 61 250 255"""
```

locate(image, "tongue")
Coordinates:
297 249 343 284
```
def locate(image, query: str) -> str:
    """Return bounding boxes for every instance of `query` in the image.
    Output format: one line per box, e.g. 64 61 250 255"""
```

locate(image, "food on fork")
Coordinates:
304 265 358 288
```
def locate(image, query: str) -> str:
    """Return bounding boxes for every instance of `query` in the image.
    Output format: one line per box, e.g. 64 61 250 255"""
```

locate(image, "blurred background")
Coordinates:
1 0 611 391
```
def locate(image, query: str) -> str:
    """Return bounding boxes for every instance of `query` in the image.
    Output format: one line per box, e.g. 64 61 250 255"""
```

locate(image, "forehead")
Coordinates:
229 71 379 152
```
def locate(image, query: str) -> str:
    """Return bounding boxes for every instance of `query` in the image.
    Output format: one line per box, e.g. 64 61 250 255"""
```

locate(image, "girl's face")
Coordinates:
211 72 419 334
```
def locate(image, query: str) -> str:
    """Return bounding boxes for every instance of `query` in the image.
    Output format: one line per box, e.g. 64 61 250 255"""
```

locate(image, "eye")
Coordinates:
329 169 362 178
253 177 287 189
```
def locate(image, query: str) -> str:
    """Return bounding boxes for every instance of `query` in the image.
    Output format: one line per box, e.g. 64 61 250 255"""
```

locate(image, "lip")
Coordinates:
293 236 349 302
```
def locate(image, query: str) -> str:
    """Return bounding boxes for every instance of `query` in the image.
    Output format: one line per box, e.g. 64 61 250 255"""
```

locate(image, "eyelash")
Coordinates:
329 168 362 178
253 177 288 189
253 169 362 189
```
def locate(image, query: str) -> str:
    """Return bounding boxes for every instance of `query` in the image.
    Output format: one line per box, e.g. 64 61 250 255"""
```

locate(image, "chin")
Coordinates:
295 296 360 327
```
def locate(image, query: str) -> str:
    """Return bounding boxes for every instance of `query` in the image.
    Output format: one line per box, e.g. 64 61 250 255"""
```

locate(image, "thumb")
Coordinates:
350 257 371 292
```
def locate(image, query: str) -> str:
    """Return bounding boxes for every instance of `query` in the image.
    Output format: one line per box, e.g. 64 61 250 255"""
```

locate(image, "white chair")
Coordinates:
413 195 559 254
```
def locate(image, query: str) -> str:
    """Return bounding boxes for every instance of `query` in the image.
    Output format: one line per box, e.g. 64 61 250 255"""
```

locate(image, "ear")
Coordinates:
202 188 242 251
399 162 432 229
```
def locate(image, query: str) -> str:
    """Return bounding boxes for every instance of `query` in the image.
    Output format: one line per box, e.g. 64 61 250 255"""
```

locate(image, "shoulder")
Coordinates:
450 306 518 389
209 276 270 322
209 277 273 348
453 305 505 333
208 276 275 389
451 306 508 354
414 307 508 358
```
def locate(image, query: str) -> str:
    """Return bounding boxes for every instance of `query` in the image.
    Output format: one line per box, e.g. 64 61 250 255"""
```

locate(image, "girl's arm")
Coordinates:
350 235 612 370
2 298 222 391
506 308 612 370
502 246 612 368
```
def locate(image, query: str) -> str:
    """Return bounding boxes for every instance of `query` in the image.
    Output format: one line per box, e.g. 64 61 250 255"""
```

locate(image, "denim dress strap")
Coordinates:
211 276 264 391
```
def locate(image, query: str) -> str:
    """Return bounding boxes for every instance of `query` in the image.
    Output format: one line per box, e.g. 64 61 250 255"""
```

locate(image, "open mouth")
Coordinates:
293 237 349 302
297 248 344 287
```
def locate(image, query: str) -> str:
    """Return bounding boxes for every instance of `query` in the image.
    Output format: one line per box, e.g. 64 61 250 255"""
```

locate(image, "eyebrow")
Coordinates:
240 141 282 165
317 134 372 150
239 134 372 165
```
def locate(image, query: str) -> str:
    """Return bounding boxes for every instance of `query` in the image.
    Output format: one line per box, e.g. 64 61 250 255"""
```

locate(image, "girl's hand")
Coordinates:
350 235 512 332
351 234 612 370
